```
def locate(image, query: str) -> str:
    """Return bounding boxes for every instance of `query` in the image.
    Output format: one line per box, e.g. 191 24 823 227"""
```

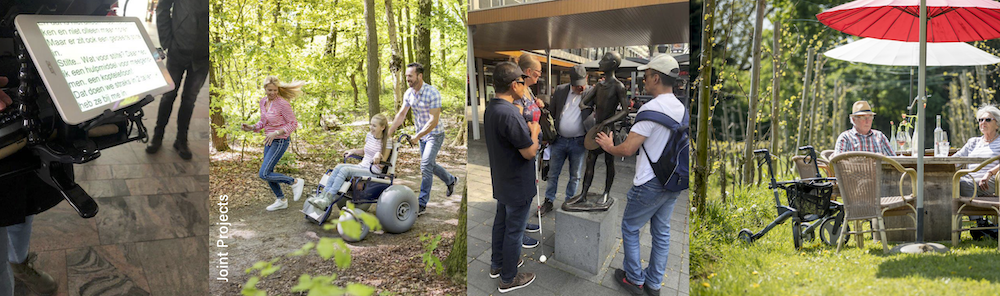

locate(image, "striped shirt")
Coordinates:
953 136 1000 180
252 96 298 139
403 83 443 138
358 132 385 172
833 128 895 156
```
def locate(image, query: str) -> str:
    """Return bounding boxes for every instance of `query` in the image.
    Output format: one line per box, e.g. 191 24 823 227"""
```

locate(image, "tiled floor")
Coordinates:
465 120 690 296
12 20 210 296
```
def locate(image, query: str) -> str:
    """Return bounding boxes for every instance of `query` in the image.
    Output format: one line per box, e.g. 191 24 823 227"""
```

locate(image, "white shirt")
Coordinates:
631 93 685 186
559 90 586 137
953 136 1000 180
358 132 384 172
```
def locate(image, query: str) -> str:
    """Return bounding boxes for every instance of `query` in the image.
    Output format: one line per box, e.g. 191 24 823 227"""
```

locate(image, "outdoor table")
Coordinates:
880 156 992 242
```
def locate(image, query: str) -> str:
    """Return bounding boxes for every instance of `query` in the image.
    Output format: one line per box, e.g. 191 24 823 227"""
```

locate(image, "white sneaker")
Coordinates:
292 178 305 201
266 199 288 211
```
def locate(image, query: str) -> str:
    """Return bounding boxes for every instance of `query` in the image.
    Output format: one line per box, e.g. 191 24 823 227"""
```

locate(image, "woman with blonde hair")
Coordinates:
307 114 392 210
241 75 306 211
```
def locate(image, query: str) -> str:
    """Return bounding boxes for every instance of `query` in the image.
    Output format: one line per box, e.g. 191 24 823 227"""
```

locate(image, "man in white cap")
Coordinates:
594 54 685 296
833 101 895 156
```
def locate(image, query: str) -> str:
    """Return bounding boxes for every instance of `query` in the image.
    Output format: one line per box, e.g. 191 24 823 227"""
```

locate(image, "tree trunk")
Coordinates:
209 2 229 152
795 48 814 153
694 0 715 214
385 0 406 110
415 0 432 84
741 0 766 184
444 187 468 283
364 0 380 118
770 20 780 155
406 2 415 65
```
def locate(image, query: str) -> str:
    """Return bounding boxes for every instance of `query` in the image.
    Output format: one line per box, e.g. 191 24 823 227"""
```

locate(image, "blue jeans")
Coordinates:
259 138 294 199
545 136 586 202
2 216 34 295
418 133 455 207
491 201 532 283
621 181 679 290
321 164 375 195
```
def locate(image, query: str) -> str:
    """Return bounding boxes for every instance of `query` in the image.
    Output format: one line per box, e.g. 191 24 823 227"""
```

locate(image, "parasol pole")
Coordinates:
915 0 927 243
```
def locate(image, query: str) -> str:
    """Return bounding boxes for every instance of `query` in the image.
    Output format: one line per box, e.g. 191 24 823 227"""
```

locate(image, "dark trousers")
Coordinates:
154 52 209 143
491 200 532 283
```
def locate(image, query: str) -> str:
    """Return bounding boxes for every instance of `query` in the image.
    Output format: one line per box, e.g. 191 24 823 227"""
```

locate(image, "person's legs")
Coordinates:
149 52 187 151
545 137 569 203
5 216 56 295
329 166 374 195
258 139 294 198
564 137 587 200
418 133 455 207
621 181 671 287
1 227 11 296
490 202 509 274
643 189 678 290
174 56 209 144
6 215 32 264
500 202 530 283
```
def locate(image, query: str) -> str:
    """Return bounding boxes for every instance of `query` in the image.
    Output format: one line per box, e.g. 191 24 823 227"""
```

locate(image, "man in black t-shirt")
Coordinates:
484 62 540 293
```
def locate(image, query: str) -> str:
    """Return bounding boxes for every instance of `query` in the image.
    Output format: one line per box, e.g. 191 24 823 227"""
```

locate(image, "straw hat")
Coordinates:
852 101 876 116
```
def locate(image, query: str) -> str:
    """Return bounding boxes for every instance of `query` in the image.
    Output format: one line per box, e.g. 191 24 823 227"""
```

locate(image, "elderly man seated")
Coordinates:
833 101 895 156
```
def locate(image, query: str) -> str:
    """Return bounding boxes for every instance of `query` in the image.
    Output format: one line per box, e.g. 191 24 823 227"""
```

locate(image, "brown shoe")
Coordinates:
10 252 57 296
489 258 524 279
498 272 535 293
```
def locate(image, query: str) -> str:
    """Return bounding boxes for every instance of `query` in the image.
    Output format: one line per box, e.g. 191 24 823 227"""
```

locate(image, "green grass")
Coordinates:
691 169 1000 295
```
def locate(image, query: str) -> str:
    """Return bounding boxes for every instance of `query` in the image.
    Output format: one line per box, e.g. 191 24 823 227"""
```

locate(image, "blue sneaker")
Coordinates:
525 223 540 233
522 234 539 249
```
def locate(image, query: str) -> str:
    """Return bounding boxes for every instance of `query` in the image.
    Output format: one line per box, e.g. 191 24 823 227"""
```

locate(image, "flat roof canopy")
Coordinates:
469 0 689 52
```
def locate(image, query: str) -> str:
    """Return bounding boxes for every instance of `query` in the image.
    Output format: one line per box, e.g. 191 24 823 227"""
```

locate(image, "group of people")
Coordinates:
834 100 1000 229
484 53 685 295
246 62 458 216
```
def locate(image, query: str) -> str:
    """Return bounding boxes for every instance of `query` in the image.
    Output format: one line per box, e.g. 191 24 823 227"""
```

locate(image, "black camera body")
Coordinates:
1 0 154 218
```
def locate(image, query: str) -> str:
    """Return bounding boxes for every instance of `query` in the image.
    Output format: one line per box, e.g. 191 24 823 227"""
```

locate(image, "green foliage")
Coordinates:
420 233 444 275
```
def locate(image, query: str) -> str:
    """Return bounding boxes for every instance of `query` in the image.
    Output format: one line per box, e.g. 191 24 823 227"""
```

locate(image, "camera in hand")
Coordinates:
0 1 174 219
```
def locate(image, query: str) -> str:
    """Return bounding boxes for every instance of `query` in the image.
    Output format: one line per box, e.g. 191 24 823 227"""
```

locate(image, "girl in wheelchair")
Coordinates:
307 114 391 209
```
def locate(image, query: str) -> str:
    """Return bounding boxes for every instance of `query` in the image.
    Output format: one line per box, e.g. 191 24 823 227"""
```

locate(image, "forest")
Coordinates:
207 0 469 295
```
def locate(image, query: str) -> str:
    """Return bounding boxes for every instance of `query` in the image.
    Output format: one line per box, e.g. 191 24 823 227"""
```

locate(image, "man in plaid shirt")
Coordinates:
834 100 895 156
388 63 459 215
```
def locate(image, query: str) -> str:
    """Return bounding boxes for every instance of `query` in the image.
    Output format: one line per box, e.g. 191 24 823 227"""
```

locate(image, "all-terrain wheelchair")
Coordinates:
302 134 418 242
737 146 847 249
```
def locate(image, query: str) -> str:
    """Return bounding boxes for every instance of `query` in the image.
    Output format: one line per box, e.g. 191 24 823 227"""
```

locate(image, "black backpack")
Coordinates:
635 110 689 192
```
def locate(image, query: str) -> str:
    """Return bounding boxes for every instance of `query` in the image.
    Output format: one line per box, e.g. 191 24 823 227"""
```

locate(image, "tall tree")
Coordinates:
694 0 715 214
415 0 432 84
209 0 229 152
385 0 405 110
741 0 766 184
406 2 415 64
364 0 380 118
443 186 467 283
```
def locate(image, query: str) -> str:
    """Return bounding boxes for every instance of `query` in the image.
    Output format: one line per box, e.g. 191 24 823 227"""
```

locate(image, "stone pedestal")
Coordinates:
552 194 620 277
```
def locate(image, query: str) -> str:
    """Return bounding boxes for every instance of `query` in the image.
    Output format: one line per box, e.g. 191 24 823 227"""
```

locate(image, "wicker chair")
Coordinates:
830 152 918 253
951 155 1000 249
821 150 835 162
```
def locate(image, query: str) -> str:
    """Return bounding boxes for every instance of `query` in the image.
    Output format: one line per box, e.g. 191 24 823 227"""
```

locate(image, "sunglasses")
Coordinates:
979 118 994 123
515 80 526 85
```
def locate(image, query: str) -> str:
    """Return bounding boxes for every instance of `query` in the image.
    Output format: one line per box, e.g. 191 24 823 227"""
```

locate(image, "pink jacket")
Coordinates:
252 96 298 138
